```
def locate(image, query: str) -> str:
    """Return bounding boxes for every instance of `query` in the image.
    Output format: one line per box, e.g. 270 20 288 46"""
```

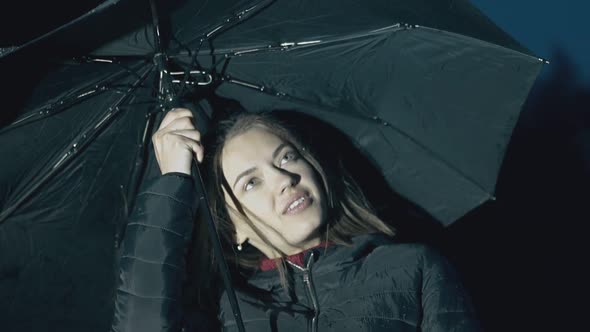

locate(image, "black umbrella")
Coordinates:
0 0 543 331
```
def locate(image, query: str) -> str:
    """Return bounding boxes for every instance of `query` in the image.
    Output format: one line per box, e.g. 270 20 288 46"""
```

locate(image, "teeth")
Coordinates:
288 197 305 211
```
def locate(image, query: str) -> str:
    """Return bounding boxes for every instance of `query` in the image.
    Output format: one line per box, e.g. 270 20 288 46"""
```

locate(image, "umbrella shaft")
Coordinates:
191 162 247 332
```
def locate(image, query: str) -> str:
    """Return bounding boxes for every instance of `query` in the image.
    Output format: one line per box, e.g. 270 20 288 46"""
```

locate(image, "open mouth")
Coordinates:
283 195 312 215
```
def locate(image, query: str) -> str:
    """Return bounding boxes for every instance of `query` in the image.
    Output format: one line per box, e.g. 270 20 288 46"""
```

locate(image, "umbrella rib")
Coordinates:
0 62 148 135
179 23 545 64
123 109 159 218
0 0 123 59
222 76 380 124
0 65 154 225
179 0 276 47
178 23 409 58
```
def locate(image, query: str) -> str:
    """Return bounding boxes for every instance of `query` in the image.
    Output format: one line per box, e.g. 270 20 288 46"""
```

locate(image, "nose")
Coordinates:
269 166 300 195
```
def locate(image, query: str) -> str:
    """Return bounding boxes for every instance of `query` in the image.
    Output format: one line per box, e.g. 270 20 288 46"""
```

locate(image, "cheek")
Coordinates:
305 167 329 215
227 204 267 240
238 191 276 219
253 197 279 221
302 166 325 197
223 191 252 229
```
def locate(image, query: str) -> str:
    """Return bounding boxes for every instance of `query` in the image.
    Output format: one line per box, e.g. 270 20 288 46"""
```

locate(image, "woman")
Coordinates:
112 107 481 332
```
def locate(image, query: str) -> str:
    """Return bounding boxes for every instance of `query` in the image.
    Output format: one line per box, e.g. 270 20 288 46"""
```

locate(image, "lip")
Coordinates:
281 192 312 215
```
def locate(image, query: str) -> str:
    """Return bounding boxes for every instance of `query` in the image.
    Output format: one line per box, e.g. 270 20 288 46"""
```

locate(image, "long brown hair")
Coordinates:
197 110 395 286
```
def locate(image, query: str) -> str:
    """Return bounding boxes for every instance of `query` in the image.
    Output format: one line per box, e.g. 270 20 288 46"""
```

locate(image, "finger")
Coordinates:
159 108 193 129
160 116 196 131
173 134 204 163
167 129 201 142
151 126 200 153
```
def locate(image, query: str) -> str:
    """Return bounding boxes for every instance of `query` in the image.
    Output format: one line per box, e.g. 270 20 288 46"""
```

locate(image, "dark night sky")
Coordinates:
471 0 590 83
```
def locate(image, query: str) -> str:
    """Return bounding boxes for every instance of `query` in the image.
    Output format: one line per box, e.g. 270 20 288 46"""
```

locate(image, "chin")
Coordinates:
286 222 323 247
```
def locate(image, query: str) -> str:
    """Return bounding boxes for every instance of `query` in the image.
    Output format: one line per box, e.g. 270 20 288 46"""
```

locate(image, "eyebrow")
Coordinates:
232 143 289 190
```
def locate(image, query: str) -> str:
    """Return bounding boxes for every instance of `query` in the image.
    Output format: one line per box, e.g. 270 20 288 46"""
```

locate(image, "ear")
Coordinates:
226 204 250 245
222 183 250 244
234 225 249 245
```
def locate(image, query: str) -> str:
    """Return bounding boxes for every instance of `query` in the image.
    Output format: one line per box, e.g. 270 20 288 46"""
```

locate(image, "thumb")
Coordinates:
184 139 204 163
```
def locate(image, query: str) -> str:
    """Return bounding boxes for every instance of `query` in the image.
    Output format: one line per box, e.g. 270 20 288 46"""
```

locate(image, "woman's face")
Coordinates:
221 126 327 257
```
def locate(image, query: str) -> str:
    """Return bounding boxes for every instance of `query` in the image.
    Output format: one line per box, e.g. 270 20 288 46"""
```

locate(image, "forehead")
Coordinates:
221 126 286 176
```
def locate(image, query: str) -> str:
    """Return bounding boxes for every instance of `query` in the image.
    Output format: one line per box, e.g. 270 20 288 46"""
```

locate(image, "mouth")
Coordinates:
282 194 313 215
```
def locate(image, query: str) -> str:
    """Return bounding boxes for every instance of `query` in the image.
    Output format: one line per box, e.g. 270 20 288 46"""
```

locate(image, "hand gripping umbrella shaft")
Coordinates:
149 0 246 330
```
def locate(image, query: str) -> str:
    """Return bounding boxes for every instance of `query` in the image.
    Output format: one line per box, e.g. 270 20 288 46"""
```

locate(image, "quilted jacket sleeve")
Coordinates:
420 247 482 332
110 173 199 332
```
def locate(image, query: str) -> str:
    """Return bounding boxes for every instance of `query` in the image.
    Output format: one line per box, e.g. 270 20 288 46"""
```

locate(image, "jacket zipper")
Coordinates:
287 251 319 332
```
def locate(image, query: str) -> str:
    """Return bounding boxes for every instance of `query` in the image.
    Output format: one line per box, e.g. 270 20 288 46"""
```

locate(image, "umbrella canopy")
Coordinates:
2 0 543 223
0 0 543 330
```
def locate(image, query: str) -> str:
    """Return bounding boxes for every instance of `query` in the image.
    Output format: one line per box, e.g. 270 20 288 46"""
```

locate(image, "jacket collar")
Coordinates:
259 241 330 271
246 233 395 291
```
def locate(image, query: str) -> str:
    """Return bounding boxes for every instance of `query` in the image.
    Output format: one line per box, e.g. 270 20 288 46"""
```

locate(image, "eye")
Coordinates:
279 151 298 166
244 178 258 192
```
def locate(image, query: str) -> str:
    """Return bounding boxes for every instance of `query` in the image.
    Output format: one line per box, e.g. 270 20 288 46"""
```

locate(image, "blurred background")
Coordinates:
472 0 590 82
1 0 588 331
447 1 589 330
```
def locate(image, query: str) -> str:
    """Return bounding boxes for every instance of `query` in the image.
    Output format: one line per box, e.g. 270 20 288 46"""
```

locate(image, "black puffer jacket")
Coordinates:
111 175 481 332
219 234 480 332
